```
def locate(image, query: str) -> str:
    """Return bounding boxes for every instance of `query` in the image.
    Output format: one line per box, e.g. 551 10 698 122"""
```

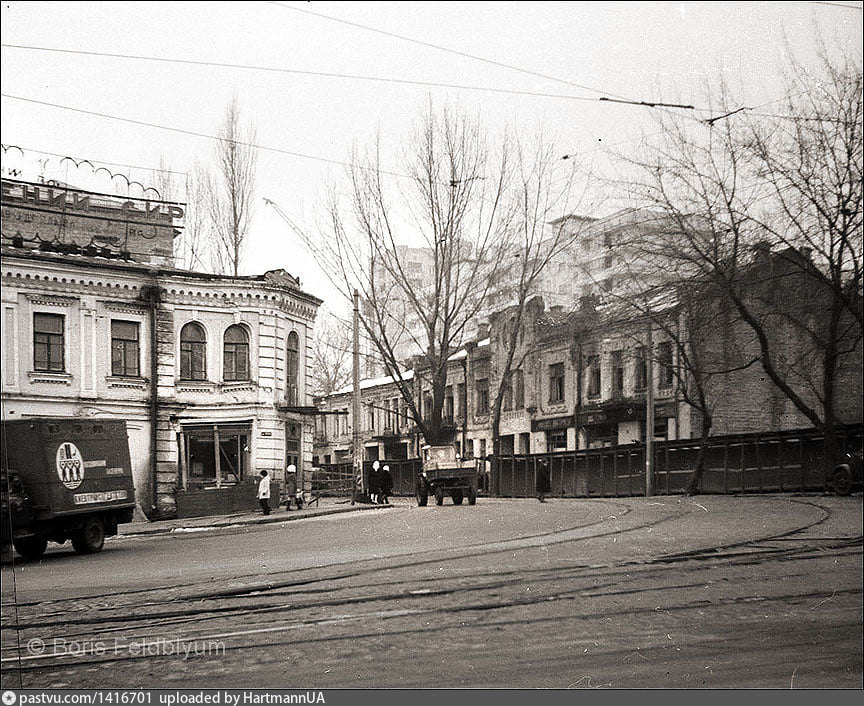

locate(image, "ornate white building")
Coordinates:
1 173 321 518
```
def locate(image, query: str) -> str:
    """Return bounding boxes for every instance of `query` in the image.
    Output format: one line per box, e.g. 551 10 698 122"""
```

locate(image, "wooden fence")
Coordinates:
496 425 862 497
312 425 861 499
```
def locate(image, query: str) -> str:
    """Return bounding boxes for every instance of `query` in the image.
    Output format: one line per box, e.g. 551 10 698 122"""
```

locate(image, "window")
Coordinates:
634 346 647 391
286 331 299 404
111 320 140 377
611 351 624 395
33 313 64 372
548 430 568 451
548 362 565 403
475 378 489 416
180 322 207 381
659 341 674 389
457 383 466 418
367 405 375 431
223 325 250 381
587 355 601 398
444 386 454 422
513 368 524 409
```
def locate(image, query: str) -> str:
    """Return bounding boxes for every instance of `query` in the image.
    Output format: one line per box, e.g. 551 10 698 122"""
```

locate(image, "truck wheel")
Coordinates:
434 487 445 506
72 517 105 554
13 536 48 560
831 467 853 496
451 489 464 505
416 483 428 506
468 487 477 505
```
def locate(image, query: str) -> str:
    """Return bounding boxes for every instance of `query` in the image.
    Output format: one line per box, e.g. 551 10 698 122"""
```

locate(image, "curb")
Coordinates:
119 502 392 538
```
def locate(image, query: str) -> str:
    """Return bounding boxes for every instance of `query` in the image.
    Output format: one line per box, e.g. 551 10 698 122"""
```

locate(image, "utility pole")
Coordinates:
645 324 654 497
352 289 364 503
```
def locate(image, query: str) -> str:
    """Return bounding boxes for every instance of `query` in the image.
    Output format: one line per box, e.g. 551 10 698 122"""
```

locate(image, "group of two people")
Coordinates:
368 460 393 505
256 465 305 516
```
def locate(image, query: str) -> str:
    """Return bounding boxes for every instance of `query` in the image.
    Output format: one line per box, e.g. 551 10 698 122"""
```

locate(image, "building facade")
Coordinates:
1 175 321 518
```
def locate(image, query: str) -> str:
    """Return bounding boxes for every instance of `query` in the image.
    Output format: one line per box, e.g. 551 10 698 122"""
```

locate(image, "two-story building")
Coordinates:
1 175 321 518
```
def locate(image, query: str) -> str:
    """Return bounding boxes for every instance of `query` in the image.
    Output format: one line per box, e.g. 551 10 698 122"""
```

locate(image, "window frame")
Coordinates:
587 355 601 398
223 324 250 382
111 319 140 378
548 362 565 404
179 322 207 382
285 331 299 405
33 312 65 372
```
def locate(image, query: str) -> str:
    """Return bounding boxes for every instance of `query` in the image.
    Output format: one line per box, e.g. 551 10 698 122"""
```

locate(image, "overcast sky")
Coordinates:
2 1 862 319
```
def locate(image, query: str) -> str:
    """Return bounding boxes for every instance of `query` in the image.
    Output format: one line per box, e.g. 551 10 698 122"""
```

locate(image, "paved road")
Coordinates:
1 494 861 688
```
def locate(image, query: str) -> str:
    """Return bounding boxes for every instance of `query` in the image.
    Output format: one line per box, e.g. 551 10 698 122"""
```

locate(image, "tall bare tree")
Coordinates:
487 137 589 488
288 104 514 444
623 48 863 478
209 97 258 276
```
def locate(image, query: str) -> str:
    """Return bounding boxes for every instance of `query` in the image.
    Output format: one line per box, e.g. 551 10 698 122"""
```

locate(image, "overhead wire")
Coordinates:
267 1 638 103
1 44 623 105
0 93 413 180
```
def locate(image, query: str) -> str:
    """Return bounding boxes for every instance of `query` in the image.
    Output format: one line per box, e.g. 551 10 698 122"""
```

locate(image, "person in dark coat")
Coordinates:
368 460 381 504
536 459 551 503
379 464 393 505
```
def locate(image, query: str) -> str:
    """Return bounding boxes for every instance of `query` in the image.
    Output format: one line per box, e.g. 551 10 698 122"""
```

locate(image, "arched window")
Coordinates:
223 325 250 381
286 331 299 405
180 322 207 381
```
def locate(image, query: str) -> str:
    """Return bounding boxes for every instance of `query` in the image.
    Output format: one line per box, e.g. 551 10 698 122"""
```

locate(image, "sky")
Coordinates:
2 1 862 321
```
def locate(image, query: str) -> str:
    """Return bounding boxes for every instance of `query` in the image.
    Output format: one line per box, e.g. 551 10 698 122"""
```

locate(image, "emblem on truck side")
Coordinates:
56 442 84 489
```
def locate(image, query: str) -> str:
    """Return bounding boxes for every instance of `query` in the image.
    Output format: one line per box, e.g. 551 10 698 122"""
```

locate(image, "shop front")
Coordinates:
174 420 278 518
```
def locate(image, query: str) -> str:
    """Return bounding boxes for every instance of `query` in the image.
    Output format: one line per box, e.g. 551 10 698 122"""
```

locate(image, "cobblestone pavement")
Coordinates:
2 494 861 689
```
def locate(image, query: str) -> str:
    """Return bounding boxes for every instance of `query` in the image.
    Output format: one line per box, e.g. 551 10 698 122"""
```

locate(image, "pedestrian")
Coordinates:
380 464 393 505
294 486 304 510
536 459 551 503
285 464 298 510
369 460 381 504
257 470 271 515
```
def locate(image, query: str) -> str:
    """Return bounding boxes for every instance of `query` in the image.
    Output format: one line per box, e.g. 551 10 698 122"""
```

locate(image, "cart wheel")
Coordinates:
434 487 445 506
468 486 477 505
72 517 105 554
831 467 853 496
416 482 428 506
13 536 47 560
451 489 464 505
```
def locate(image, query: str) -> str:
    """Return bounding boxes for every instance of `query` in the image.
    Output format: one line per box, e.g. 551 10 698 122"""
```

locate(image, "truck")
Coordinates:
415 445 479 506
1 418 136 560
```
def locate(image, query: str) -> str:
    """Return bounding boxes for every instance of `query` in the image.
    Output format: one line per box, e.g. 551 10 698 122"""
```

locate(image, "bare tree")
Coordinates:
486 137 588 489
311 311 354 396
623 48 863 479
287 104 515 445
209 97 258 276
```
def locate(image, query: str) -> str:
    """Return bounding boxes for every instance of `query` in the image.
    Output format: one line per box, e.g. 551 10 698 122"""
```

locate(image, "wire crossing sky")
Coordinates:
1 1 861 317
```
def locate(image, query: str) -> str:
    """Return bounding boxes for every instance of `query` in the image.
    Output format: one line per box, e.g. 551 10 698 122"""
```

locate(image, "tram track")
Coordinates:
2 496 859 682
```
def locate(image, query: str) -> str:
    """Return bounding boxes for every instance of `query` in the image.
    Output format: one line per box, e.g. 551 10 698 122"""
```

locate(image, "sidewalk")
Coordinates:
119 497 395 537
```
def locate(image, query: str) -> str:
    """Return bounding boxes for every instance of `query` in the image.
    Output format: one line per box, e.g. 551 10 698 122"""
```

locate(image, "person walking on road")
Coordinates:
380 464 393 505
257 470 271 515
536 459 551 503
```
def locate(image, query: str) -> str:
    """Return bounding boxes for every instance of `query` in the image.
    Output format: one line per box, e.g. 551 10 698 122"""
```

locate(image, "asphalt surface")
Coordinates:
1 494 861 689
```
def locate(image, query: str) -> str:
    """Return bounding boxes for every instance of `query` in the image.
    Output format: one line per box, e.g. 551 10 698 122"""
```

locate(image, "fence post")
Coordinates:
756 435 762 492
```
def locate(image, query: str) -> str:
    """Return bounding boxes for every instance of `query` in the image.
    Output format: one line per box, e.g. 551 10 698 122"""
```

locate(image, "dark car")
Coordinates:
829 448 864 496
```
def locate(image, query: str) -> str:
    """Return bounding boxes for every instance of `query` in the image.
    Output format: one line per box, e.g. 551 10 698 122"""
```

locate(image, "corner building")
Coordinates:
1 175 321 518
